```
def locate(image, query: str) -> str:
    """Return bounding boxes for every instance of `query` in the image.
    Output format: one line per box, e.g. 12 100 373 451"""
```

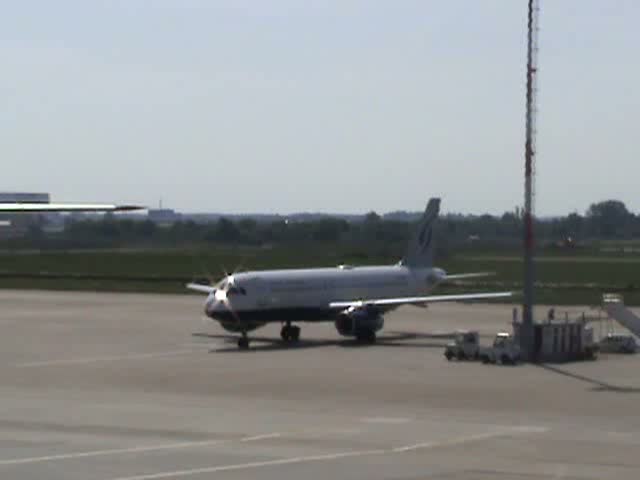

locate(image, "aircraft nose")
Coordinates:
204 291 217 315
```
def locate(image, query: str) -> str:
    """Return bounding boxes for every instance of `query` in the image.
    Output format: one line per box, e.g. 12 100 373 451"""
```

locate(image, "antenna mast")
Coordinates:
522 0 540 358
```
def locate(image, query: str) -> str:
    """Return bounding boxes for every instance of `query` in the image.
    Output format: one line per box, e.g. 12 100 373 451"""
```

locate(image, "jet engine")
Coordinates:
335 305 384 341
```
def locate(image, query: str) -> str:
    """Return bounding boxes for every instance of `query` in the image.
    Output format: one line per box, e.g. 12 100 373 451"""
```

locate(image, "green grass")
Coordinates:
447 255 640 287
1 245 640 304
0 278 184 294
0 246 394 278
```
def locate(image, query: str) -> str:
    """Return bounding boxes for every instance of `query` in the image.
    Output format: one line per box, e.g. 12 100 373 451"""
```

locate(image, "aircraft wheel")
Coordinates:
281 325 300 343
290 326 301 342
357 331 376 344
238 337 250 349
280 326 290 341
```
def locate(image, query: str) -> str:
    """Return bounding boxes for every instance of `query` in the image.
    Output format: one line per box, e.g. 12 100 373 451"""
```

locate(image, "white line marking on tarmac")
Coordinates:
0 433 281 466
110 449 388 480
108 426 548 480
390 426 545 453
14 350 196 367
240 433 282 442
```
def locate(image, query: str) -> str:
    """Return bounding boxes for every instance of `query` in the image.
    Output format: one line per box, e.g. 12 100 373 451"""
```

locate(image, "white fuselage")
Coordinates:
205 264 446 329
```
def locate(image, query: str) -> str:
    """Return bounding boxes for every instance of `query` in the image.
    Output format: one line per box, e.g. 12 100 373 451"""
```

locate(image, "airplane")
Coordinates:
187 198 512 349
0 199 144 243
0 202 142 213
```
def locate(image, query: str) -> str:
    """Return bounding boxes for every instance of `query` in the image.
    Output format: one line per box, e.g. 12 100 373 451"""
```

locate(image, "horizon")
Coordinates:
120 198 634 220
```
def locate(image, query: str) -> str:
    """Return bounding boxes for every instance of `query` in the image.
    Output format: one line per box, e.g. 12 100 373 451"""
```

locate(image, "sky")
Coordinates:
1 1 639 215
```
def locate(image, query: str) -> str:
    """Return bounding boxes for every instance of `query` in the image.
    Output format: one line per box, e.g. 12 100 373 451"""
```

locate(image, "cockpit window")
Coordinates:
227 286 247 296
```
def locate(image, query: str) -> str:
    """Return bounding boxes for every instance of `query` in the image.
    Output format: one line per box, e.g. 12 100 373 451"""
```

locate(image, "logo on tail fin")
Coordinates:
418 227 433 254
402 198 440 268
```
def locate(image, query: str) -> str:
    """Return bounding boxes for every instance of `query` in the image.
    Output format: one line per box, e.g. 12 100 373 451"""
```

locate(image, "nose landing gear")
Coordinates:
237 332 250 349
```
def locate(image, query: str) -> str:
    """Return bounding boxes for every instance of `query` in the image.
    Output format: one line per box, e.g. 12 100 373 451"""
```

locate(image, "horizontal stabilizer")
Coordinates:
444 272 494 281
329 291 513 309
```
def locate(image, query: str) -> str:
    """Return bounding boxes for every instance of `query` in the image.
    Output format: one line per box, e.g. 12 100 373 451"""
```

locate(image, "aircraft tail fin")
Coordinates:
401 198 440 268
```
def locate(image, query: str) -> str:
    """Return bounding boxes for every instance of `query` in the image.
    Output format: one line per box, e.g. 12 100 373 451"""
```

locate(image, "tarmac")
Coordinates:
1 289 639 479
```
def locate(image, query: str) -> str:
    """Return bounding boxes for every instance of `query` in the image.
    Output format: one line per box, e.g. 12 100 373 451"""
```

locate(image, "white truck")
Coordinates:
444 330 480 361
480 332 521 365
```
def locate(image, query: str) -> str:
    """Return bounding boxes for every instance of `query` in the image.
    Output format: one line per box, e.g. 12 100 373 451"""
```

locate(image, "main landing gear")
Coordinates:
237 332 250 350
355 330 377 344
235 323 301 349
280 322 301 343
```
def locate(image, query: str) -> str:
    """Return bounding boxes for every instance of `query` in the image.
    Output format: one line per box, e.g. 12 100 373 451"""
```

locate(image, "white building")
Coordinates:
0 192 50 204
0 192 52 237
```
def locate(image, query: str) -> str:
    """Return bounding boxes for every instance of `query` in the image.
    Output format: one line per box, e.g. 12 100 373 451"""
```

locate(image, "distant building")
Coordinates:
147 208 181 226
0 192 50 204
0 192 51 238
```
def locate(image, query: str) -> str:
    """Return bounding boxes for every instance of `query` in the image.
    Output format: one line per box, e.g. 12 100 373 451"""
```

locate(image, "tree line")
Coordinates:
6 200 640 251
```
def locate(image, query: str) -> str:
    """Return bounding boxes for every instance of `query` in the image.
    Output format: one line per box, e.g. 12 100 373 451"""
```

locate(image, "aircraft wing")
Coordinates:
329 291 513 309
186 283 216 294
0 203 143 213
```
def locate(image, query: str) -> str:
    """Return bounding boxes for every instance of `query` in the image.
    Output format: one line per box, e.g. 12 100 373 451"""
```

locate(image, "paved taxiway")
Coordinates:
1 290 639 479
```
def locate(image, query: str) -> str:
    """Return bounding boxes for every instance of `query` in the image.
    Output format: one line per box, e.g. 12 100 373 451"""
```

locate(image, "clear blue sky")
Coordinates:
2 1 638 215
